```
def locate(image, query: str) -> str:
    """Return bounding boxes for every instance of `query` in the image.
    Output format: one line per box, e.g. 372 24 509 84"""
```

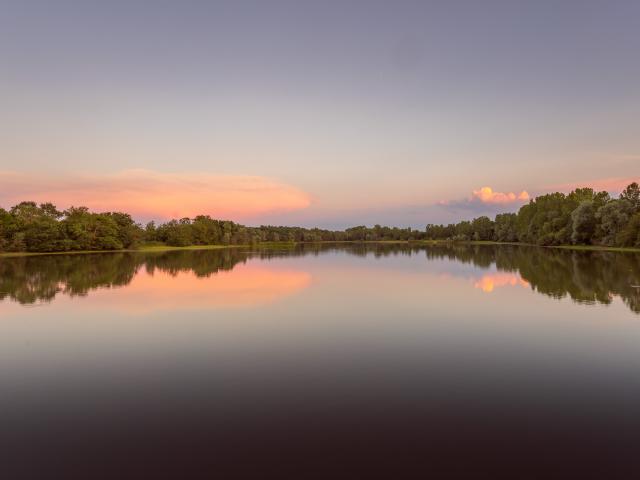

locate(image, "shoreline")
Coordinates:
1 240 640 258
0 244 243 258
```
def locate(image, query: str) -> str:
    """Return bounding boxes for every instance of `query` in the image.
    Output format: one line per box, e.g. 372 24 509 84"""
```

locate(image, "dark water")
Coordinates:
1 244 640 476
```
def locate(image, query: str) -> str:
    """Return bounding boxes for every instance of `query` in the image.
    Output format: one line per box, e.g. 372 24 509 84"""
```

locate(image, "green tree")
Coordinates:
571 201 597 244
455 220 473 240
63 207 123 250
620 182 640 211
144 221 157 241
104 212 142 248
10 202 64 252
494 213 517 242
595 200 633 246
0 207 15 251
471 216 494 241
617 212 640 247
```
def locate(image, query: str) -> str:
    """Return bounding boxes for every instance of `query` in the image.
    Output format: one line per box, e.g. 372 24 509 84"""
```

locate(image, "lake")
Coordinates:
2 244 640 475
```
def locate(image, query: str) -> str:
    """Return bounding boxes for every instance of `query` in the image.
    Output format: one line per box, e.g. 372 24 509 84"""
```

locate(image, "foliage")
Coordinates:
571 201 596 245
425 183 638 248
595 200 633 246
0 203 140 253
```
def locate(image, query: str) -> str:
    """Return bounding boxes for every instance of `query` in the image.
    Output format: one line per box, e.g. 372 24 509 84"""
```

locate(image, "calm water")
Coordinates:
2 244 640 475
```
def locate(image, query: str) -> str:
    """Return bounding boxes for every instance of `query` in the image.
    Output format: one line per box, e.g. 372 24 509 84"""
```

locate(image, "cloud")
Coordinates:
436 186 530 219
471 187 530 204
0 170 311 221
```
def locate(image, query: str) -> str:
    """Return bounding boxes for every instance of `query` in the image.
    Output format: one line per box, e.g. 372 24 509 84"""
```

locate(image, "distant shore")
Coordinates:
1 240 639 258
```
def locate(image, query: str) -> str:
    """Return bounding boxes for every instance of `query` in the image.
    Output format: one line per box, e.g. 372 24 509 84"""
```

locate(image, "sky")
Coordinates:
1 0 638 228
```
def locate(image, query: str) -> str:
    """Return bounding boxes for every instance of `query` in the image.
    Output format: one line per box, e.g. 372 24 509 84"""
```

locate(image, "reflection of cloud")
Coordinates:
0 170 311 221
474 273 529 293
89 263 311 313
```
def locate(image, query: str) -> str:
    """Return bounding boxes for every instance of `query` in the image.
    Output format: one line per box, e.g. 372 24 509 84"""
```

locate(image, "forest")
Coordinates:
0 182 638 253
425 182 640 247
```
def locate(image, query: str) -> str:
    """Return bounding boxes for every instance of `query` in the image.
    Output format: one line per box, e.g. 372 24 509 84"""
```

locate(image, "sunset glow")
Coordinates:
88 263 312 313
0 170 311 221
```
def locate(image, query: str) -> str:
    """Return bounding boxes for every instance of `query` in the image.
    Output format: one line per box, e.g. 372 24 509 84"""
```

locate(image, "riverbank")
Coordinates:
1 240 639 258
415 240 640 253
0 243 243 258
322 239 640 253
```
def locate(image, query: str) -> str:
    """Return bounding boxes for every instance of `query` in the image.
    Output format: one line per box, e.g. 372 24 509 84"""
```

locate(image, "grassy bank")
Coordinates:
551 244 640 253
0 243 244 258
410 239 640 253
2 240 640 258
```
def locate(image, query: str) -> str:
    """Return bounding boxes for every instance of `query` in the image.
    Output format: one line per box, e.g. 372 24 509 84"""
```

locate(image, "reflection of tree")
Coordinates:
255 244 640 314
269 243 640 314
1 244 639 314
0 249 251 305
143 249 249 278
424 244 496 268
422 245 640 314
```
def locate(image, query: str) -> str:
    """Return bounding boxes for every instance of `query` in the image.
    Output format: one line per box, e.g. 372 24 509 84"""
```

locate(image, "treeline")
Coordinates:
0 202 428 252
146 219 426 245
426 183 640 248
1 182 639 253
0 203 142 252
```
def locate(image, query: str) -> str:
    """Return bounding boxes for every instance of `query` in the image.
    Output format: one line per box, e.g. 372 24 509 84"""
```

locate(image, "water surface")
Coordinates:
2 244 639 474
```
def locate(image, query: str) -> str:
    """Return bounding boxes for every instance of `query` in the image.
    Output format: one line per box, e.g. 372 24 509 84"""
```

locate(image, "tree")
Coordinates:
617 212 640 248
515 193 571 245
455 221 473 240
620 182 640 211
595 200 633 246
471 216 494 241
571 201 597 244
63 207 124 250
494 213 517 242
9 202 64 252
0 207 14 251
104 212 142 248
144 221 157 242
157 220 193 246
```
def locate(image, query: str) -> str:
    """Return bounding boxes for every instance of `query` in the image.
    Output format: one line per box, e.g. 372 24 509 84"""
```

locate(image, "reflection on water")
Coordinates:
473 272 529 293
1 244 639 314
2 244 640 475
122 265 310 310
423 244 640 313
0 249 249 305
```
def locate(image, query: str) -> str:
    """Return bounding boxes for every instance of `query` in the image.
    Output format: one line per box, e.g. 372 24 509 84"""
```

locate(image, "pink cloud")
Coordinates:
436 186 530 217
471 187 530 204
0 170 311 221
